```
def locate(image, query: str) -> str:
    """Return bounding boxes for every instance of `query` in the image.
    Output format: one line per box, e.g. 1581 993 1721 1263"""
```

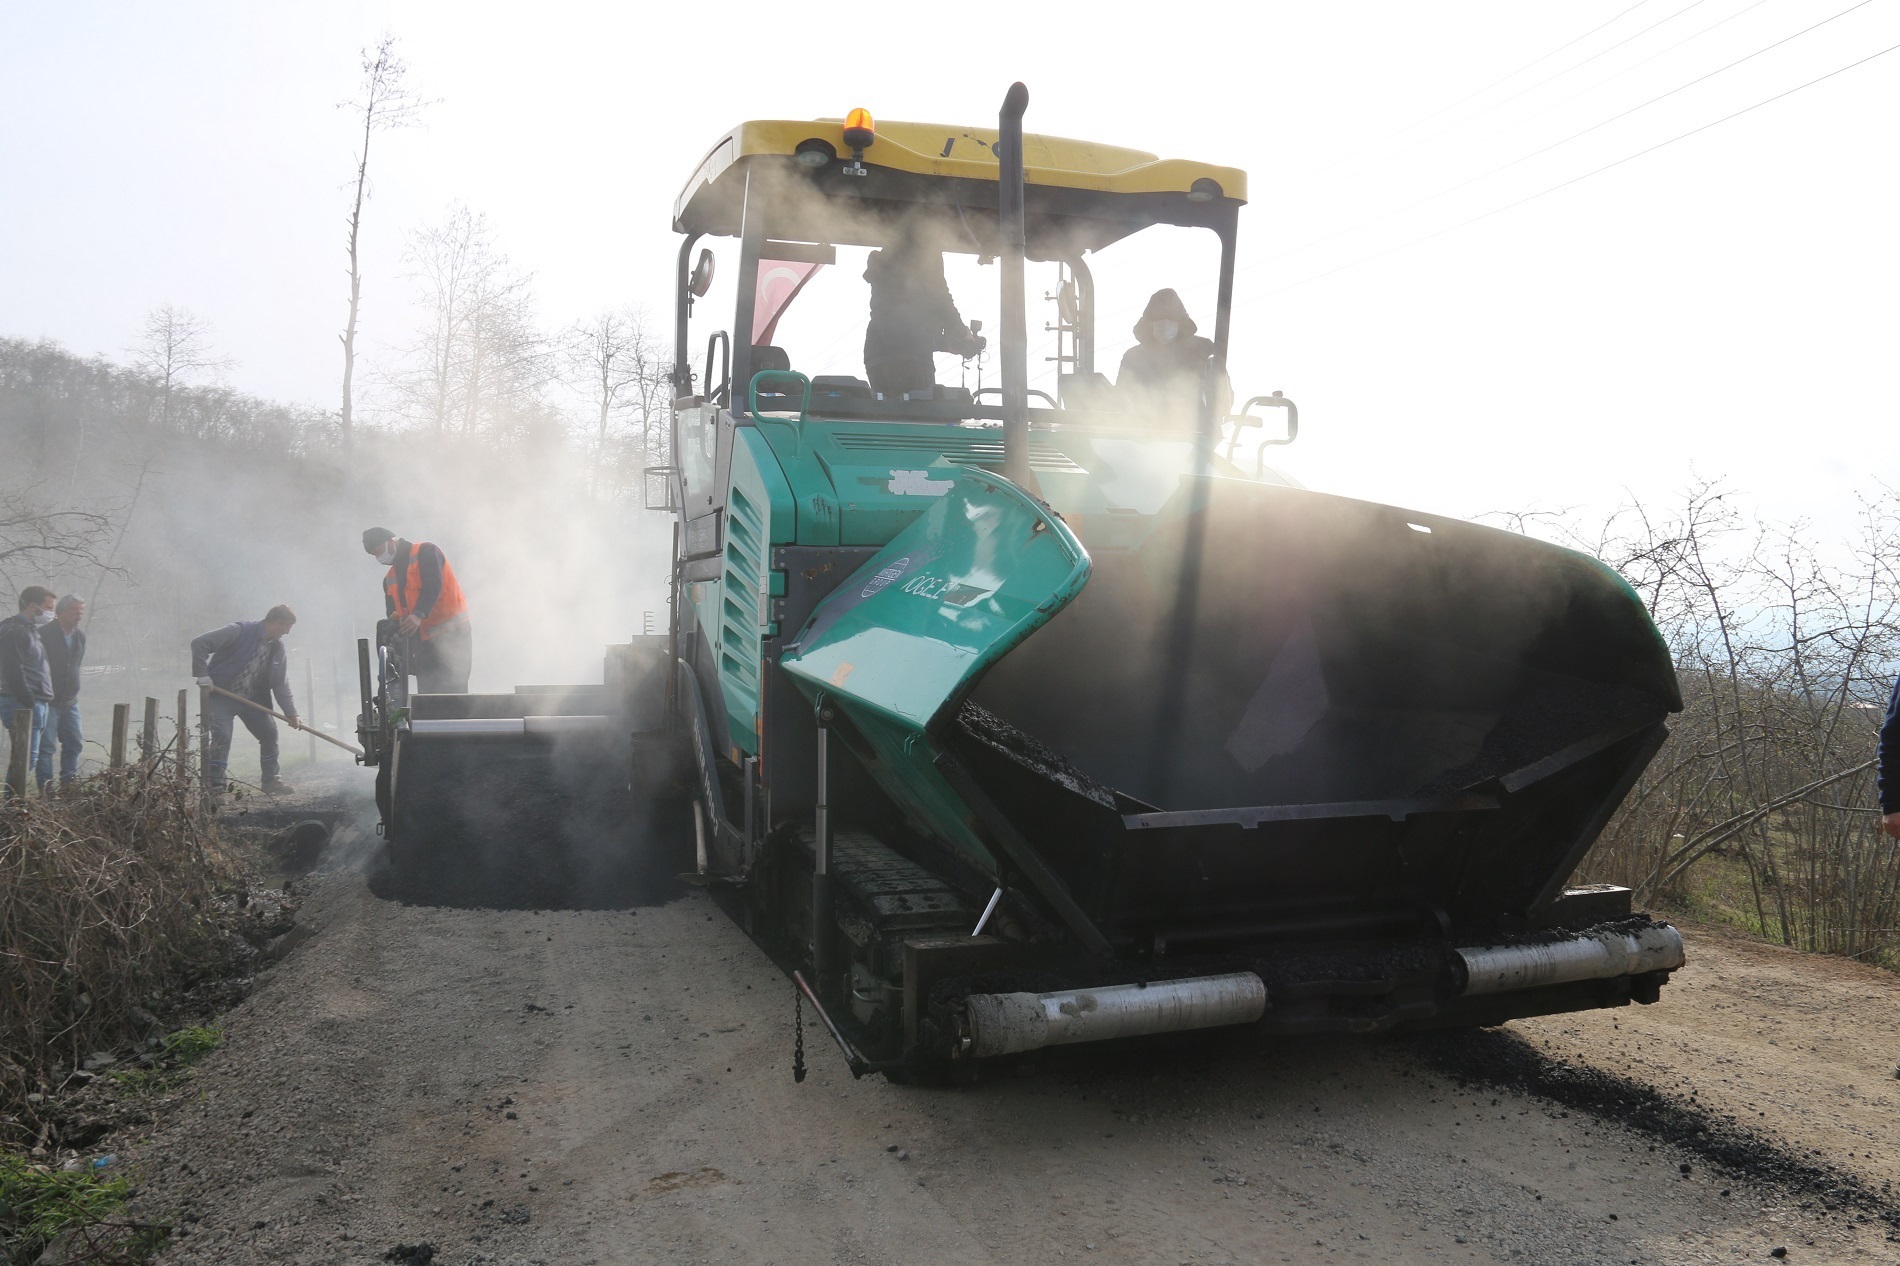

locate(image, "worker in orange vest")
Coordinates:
362 527 472 694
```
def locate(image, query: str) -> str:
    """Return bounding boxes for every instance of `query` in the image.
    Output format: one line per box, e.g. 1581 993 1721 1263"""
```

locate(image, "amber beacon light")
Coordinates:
842 108 876 152
838 107 876 177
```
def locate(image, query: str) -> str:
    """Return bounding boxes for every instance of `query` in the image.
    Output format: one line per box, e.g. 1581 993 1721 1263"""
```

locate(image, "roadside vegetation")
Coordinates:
1535 483 1900 967
0 747 295 1264
0 763 229 1114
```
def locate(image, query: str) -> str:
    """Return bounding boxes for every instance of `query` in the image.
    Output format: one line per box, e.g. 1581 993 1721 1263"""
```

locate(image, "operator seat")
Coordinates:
750 344 796 409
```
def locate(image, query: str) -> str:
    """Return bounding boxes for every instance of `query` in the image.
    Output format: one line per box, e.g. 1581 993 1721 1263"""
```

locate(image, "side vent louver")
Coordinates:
718 484 767 737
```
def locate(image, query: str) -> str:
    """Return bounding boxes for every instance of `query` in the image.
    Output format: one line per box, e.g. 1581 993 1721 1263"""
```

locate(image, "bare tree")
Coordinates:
395 206 481 435
458 263 548 443
0 488 114 594
98 306 237 619
338 35 428 456
128 305 232 430
564 307 668 496
1528 483 1900 966
389 205 554 443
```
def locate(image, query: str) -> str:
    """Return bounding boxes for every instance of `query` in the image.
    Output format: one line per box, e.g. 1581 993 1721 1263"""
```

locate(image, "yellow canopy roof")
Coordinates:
675 117 1247 228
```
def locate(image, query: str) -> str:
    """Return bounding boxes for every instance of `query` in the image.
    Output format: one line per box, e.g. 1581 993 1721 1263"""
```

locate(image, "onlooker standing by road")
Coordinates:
1881 672 1900 840
190 604 302 798
36 594 87 789
0 586 56 794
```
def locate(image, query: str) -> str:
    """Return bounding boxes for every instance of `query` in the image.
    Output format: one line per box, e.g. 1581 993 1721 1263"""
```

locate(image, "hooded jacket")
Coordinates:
1116 290 1217 389
0 612 53 705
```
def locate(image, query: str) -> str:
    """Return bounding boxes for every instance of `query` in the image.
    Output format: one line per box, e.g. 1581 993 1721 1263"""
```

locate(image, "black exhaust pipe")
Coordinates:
998 82 1034 492
356 636 375 761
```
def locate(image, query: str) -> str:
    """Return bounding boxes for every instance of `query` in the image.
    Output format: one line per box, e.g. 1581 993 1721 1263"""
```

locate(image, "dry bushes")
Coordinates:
0 765 233 1107
1535 482 1900 964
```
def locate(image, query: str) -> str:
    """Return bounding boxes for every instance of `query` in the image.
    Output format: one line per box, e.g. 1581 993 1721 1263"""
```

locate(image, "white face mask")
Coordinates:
375 543 398 566
1153 319 1180 343
32 609 54 626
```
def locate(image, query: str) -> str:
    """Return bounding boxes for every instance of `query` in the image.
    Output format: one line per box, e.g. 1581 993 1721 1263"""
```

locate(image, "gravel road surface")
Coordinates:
125 791 1900 1265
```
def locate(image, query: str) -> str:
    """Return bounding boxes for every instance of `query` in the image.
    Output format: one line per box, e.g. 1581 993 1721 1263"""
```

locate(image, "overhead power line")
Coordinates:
1514 0 1785 132
1262 0 1879 268
1408 0 1719 144
1249 36 1900 302
1315 2 1655 176
1317 0 1714 186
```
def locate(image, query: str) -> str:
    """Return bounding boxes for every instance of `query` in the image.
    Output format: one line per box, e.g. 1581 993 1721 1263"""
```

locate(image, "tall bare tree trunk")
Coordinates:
337 36 427 460
340 107 372 462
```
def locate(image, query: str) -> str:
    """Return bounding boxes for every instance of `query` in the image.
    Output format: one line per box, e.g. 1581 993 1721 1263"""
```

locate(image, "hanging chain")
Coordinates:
792 981 807 1083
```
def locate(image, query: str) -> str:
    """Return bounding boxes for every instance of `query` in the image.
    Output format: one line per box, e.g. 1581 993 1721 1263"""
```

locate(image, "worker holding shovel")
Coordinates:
190 604 301 798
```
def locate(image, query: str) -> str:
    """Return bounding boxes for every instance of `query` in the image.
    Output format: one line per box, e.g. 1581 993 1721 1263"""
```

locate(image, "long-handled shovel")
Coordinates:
204 683 365 757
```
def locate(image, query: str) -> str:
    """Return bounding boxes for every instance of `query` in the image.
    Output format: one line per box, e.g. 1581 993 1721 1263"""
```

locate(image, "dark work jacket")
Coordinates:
1880 675 1900 813
39 623 86 703
0 613 53 705
862 247 974 370
190 621 297 713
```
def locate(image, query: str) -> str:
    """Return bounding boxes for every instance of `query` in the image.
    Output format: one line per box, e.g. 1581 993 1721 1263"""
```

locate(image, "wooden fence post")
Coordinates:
5 709 28 797
305 658 317 766
333 656 346 756
198 684 213 798
175 687 189 784
110 703 130 768
142 697 159 764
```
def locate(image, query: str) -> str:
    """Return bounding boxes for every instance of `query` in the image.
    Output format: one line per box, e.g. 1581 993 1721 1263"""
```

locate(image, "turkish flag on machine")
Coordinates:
752 259 823 346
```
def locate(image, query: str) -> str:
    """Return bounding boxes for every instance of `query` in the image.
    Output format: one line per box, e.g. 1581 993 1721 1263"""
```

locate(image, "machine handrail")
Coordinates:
703 330 731 407
750 369 812 422
1227 391 1299 476
973 386 1058 409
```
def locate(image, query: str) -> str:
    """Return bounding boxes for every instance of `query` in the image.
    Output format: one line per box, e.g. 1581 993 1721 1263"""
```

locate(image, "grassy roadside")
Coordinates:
1656 846 1900 971
1 1026 229 1263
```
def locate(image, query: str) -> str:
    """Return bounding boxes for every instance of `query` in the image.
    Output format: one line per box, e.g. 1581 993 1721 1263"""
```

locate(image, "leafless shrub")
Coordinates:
1522 481 1900 963
0 760 233 1113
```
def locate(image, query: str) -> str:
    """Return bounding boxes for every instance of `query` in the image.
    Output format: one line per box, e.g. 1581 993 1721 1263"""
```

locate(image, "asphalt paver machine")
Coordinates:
367 86 1686 1079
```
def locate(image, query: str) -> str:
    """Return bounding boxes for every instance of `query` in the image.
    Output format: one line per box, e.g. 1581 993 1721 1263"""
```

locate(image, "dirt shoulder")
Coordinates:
1514 919 1900 1203
121 807 1900 1265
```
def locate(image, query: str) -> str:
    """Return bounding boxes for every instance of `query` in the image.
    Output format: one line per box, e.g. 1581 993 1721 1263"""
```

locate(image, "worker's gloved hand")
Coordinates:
195 676 214 688
397 614 423 636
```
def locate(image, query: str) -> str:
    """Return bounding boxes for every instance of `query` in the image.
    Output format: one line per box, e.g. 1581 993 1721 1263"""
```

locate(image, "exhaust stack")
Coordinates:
997 81 1032 491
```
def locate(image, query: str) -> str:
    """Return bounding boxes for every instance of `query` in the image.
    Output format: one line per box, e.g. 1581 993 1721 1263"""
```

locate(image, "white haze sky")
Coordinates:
4 0 1898 541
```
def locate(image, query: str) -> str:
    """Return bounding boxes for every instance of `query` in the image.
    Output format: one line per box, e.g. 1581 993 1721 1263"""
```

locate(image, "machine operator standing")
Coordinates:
862 230 984 398
362 527 472 694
